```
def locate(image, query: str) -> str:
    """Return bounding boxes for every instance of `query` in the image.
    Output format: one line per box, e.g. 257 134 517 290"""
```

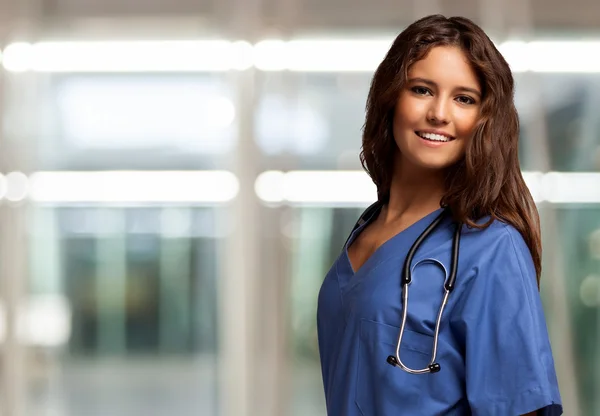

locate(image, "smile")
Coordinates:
415 131 455 142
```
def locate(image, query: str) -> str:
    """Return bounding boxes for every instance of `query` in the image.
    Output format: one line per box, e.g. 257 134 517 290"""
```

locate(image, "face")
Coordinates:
392 45 481 173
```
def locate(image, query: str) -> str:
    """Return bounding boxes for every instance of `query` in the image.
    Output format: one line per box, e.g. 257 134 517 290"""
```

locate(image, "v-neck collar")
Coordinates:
343 206 445 276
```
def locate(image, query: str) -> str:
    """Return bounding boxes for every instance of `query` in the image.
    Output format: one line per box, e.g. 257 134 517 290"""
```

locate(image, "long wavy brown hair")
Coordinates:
360 14 542 285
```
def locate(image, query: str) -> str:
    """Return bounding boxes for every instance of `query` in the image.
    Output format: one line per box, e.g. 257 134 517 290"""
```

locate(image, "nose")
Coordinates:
427 97 450 125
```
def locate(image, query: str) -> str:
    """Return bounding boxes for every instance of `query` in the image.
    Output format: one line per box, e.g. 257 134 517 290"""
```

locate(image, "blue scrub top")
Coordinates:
317 206 563 416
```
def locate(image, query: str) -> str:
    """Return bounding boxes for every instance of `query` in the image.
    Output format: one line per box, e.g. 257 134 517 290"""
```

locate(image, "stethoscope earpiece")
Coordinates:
387 355 442 373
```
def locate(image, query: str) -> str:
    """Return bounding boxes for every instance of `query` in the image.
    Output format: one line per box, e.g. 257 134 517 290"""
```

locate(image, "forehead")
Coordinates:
407 46 480 89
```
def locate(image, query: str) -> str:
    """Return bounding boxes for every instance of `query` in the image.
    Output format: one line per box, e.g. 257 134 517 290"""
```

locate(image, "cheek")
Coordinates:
454 112 479 138
394 98 422 130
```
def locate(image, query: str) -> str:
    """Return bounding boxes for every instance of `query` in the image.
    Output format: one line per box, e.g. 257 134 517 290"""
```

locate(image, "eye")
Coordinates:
411 86 431 96
456 95 476 105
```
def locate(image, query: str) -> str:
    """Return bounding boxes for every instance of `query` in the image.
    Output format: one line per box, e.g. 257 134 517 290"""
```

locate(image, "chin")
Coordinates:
412 157 459 172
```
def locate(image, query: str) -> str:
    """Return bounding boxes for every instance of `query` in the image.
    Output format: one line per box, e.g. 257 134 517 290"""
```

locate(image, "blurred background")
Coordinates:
0 0 597 415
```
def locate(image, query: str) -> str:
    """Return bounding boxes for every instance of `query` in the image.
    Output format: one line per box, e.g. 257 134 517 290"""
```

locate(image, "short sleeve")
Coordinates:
454 227 563 416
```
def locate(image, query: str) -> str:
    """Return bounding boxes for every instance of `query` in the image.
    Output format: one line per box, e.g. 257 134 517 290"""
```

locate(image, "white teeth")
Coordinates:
418 132 452 142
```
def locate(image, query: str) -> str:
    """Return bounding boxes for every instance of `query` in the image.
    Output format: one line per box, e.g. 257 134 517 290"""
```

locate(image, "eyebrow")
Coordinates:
407 77 481 98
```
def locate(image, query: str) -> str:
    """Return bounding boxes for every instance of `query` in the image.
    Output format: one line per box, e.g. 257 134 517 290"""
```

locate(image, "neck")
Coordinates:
382 155 446 224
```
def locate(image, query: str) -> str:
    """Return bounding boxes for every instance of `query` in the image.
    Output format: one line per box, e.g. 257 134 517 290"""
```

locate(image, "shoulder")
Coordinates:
458 217 536 289
461 217 532 260
450 218 541 326
462 215 523 241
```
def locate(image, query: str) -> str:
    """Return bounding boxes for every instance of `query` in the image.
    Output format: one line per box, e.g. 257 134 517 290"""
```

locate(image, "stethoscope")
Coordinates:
347 202 462 375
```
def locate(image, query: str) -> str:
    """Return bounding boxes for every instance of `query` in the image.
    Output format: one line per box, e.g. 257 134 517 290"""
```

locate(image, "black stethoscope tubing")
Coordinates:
346 203 462 374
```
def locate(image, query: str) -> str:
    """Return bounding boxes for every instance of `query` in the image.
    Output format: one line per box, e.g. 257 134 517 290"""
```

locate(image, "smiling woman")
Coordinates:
393 46 481 169
317 14 563 416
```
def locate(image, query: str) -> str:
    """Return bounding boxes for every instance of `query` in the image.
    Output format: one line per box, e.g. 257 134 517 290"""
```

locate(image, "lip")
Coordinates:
415 129 455 140
414 131 454 148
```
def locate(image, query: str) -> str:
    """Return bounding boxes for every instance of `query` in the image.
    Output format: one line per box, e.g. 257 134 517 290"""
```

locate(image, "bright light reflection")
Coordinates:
29 171 239 203
18 295 71 347
542 172 600 203
255 171 600 206
253 40 288 71
2 42 33 72
3 40 247 72
255 171 285 203
527 41 600 73
5 171 29 202
3 39 600 73
0 295 71 347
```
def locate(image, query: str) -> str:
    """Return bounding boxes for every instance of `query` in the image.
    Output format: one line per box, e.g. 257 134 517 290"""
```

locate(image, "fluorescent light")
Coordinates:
3 40 253 73
3 38 600 73
253 40 288 71
231 40 255 71
0 295 71 347
2 42 33 72
522 171 544 202
542 172 600 203
288 40 392 72
255 170 600 205
253 38 600 73
255 170 285 203
499 40 600 73
284 171 376 203
17 295 72 347
255 170 376 205
28 171 239 203
527 41 600 73
5 171 29 202
498 41 530 73
254 39 392 72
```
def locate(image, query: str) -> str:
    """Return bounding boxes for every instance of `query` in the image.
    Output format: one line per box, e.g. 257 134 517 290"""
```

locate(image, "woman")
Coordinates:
317 15 563 415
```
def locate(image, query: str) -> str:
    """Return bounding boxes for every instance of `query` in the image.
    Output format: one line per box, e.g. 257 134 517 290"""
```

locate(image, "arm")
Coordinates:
457 226 563 415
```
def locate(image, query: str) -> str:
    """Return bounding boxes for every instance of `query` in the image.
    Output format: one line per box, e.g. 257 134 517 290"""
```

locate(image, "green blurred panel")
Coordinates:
288 207 365 416
27 206 220 416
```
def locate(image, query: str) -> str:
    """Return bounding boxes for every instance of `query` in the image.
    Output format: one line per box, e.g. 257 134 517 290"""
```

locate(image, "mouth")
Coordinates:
415 131 455 143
